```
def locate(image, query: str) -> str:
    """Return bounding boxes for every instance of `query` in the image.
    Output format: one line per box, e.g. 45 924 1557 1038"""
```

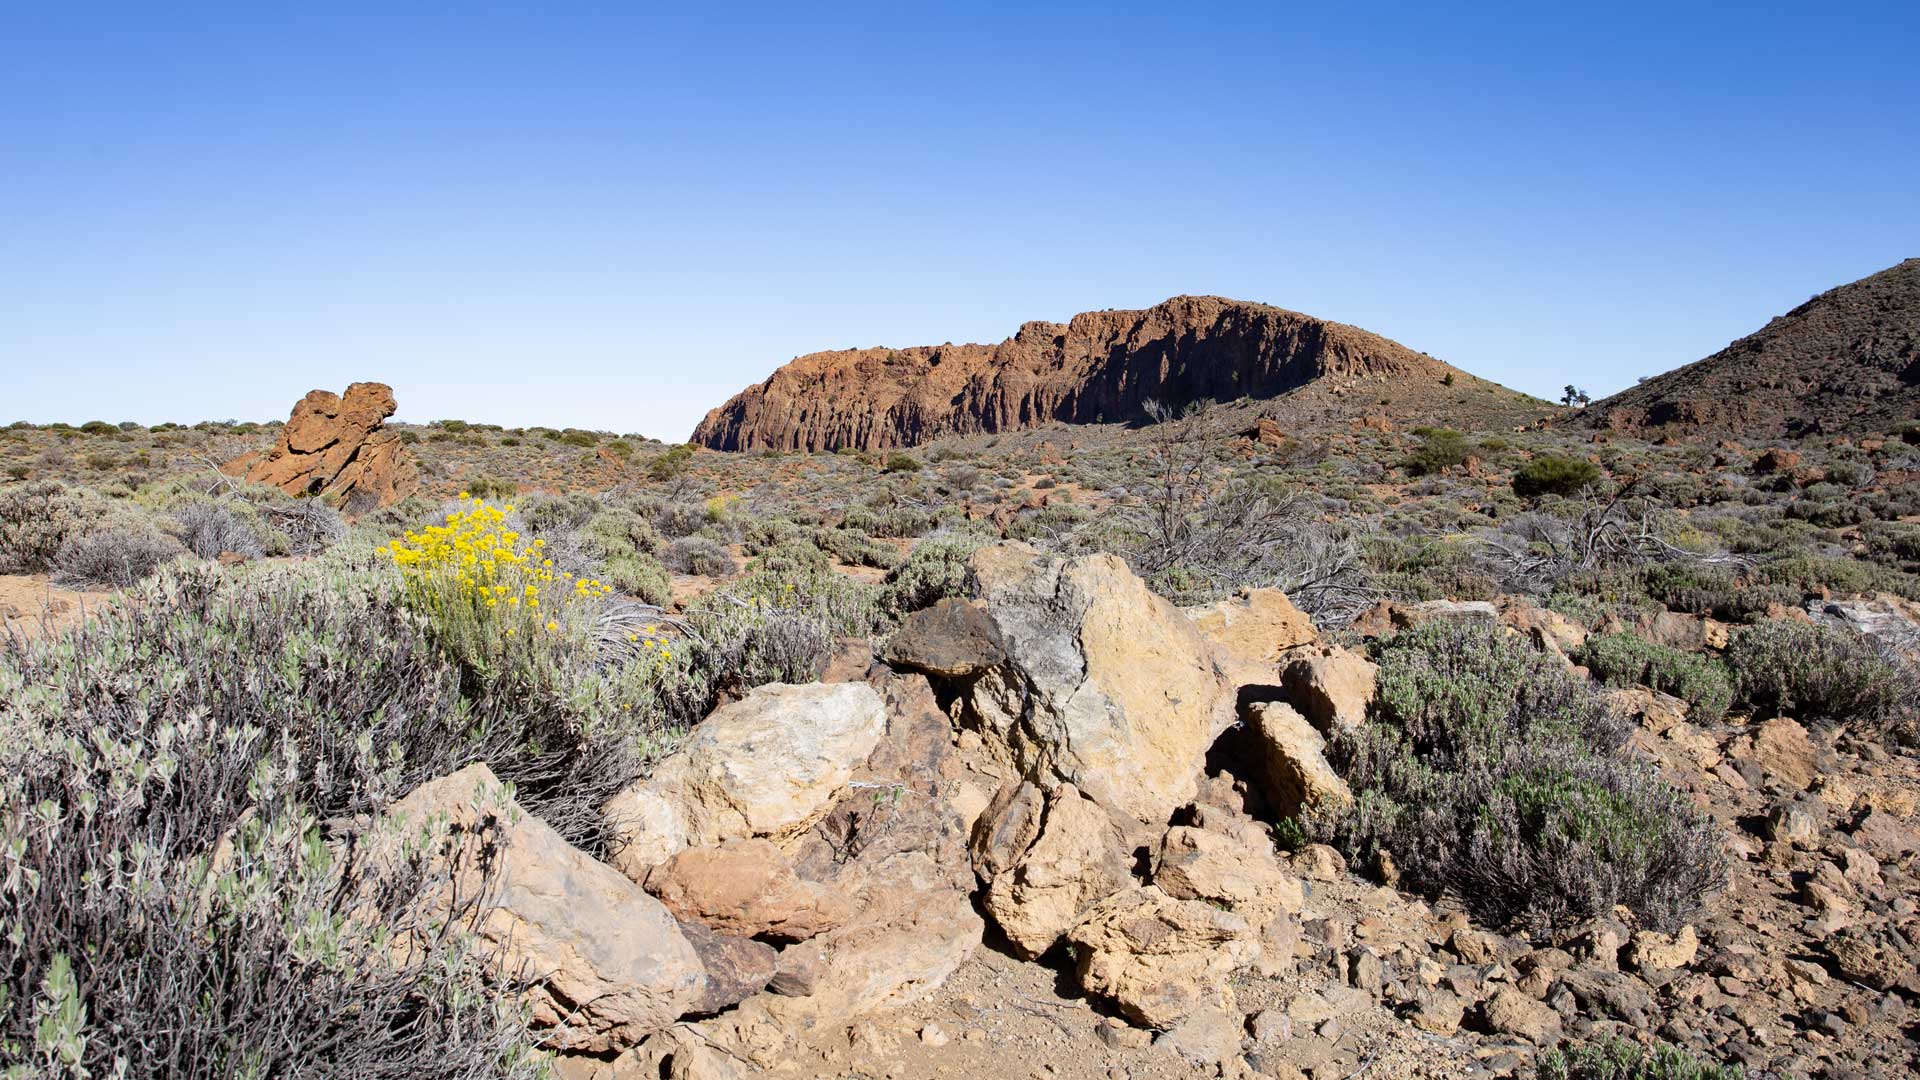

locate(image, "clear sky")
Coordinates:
4 2 1916 439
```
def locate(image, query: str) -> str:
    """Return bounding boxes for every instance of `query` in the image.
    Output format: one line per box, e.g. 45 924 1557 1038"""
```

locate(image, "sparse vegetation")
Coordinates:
1537 1036 1743 1080
1577 631 1735 722
1314 622 1724 930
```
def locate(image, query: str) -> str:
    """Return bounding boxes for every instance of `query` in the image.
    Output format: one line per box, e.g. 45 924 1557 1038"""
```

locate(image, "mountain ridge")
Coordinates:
691 295 1527 451
1579 258 1920 439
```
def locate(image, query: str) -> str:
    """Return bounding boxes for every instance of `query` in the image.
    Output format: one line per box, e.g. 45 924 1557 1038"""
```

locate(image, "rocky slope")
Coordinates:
692 296 1533 451
1580 259 1920 439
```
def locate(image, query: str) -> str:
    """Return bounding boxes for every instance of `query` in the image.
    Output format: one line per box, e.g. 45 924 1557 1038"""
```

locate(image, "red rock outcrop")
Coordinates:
691 296 1472 452
226 382 418 510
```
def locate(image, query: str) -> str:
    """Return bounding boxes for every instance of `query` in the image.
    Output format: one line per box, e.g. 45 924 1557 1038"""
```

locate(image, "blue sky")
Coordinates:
4 2 1916 438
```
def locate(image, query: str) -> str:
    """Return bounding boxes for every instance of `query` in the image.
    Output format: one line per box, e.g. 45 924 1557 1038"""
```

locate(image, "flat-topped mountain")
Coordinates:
692 295 1527 451
1580 258 1920 439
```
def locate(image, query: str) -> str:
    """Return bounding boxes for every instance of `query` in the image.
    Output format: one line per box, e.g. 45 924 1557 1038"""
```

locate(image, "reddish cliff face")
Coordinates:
691 296 1465 451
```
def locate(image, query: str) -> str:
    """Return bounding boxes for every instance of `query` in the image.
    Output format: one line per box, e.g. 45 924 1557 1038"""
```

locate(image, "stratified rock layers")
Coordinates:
692 295 1457 451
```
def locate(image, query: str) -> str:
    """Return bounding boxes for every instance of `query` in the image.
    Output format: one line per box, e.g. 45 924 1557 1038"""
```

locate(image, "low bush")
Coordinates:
1537 1036 1743 1080
883 532 989 615
1724 619 1916 730
170 498 267 560
664 535 735 576
0 480 121 573
1514 454 1604 498
1576 632 1734 722
646 443 695 481
463 474 517 501
1403 429 1470 476
581 508 669 604
1313 622 1722 930
52 526 186 587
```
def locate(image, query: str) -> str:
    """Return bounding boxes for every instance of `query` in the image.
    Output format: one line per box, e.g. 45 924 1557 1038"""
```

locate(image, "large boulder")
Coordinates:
1185 588 1317 668
1246 701 1353 818
604 682 887 877
971 781 1133 958
1279 644 1376 735
965 543 1241 826
224 382 418 511
386 765 706 1052
641 839 852 943
1065 885 1259 1028
1152 822 1303 930
753 673 986 1036
882 598 1006 678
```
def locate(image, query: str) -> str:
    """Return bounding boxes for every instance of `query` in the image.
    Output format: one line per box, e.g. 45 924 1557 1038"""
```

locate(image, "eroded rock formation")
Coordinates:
691 295 1470 451
226 382 417 510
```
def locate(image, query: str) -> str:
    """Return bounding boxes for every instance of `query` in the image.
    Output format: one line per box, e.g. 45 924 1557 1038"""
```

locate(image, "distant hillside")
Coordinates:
1580 259 1920 439
692 295 1547 452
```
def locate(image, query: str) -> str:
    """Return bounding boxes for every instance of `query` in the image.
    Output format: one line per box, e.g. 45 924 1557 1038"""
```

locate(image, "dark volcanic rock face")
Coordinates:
1580 258 1920 439
691 296 1462 451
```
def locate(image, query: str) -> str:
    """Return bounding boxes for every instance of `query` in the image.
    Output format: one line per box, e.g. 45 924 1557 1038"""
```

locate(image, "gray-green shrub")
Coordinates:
1313 622 1723 930
1577 632 1734 722
1724 619 1916 730
1536 1036 1743 1080
52 526 186 587
664 535 734 576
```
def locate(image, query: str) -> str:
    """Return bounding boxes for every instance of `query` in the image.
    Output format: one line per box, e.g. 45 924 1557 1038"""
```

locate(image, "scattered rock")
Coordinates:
1625 925 1699 973
676 921 776 1015
386 765 705 1052
604 682 887 876
1152 822 1304 929
1066 885 1258 1028
1246 701 1353 818
882 598 1005 678
1479 986 1563 1045
1279 644 1377 734
974 782 1132 958
641 838 851 942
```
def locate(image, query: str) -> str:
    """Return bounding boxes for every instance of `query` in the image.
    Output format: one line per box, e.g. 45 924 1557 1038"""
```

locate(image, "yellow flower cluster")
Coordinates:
385 493 611 626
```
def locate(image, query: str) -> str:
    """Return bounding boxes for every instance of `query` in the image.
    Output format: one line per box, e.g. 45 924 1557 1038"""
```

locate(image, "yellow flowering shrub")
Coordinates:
384 493 611 667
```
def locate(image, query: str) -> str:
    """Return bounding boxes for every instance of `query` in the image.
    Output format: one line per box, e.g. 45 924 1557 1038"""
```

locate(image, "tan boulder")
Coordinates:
227 382 418 511
966 544 1240 826
641 839 852 943
385 765 706 1052
1608 685 1690 736
604 682 887 877
1065 885 1258 1028
1280 644 1376 734
1739 717 1817 791
973 782 1133 958
1480 986 1562 1045
1152 823 1304 929
1186 588 1318 667
1246 701 1353 818
749 672 986 1034
1624 925 1699 972
1499 600 1588 655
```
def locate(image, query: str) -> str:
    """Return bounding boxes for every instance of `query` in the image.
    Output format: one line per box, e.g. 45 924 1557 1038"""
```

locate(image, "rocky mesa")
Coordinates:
692 295 1502 452
1578 258 1920 439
